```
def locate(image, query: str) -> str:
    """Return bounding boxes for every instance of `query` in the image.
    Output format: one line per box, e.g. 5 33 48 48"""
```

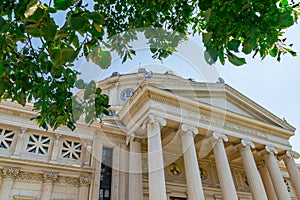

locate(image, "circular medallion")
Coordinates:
120 88 135 102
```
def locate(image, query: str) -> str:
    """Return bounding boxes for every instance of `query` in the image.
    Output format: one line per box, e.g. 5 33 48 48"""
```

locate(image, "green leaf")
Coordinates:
228 39 240 52
15 92 26 106
68 15 87 31
54 0 74 10
97 51 111 69
49 48 63 67
203 8 212 22
204 50 217 65
269 46 278 57
60 47 77 62
0 63 6 77
227 52 246 66
278 14 294 28
75 79 85 89
202 32 212 45
41 23 57 42
25 24 40 37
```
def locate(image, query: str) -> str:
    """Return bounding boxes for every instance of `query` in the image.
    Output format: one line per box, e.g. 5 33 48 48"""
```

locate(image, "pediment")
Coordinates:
150 83 294 131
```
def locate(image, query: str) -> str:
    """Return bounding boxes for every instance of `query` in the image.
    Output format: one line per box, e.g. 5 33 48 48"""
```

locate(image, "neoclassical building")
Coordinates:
0 70 299 200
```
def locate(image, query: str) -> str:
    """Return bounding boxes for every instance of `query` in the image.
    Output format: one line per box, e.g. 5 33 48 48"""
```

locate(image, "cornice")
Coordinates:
225 85 295 131
0 157 93 174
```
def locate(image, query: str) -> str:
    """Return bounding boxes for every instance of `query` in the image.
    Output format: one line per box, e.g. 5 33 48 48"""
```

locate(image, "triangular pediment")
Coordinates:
148 82 294 131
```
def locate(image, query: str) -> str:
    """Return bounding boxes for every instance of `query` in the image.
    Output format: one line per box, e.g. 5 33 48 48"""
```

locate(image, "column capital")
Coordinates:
178 124 198 136
79 176 91 185
278 150 300 160
2 167 20 179
19 127 28 134
43 172 58 183
126 133 143 145
126 132 134 145
208 132 228 143
264 145 278 155
142 114 166 129
235 139 255 151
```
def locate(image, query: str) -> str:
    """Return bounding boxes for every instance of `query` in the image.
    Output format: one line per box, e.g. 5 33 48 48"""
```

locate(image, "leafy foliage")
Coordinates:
0 0 298 130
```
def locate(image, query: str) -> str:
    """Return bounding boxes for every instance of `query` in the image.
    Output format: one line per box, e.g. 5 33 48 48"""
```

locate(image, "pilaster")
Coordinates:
41 172 58 200
0 167 20 200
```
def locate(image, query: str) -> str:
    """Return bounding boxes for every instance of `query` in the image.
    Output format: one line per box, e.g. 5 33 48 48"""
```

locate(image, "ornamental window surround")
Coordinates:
61 139 82 160
0 128 15 150
26 134 51 155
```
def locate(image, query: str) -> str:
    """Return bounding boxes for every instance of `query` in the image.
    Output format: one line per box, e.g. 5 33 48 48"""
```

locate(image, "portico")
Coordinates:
118 77 299 200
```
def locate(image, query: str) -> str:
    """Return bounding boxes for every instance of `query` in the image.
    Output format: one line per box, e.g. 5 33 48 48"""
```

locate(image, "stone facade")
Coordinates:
0 71 299 200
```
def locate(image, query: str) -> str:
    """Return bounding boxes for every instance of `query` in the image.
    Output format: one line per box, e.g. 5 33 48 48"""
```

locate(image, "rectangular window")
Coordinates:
99 147 113 200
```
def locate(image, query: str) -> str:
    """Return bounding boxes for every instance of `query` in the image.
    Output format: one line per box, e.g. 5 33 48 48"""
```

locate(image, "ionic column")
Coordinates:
78 176 91 200
41 172 57 200
128 135 143 200
209 132 238 200
279 150 300 199
262 146 290 200
142 114 167 200
237 140 267 200
0 168 20 200
257 161 278 200
178 124 205 200
49 134 61 163
12 127 28 157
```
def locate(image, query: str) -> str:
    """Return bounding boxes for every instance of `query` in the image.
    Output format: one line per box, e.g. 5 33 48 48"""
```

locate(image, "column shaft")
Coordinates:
283 156 300 199
147 122 167 200
128 140 143 200
239 146 267 200
181 131 205 200
264 153 290 200
213 139 238 200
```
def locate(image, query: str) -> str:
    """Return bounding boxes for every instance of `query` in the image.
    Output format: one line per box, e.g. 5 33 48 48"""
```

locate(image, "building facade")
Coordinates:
0 70 299 200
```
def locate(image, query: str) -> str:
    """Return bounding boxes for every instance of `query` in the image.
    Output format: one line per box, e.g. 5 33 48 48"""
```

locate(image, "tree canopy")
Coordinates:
0 0 299 130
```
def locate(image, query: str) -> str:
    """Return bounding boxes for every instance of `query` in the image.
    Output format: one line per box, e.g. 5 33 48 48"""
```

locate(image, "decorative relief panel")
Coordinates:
0 168 91 186
0 128 15 149
26 134 51 155
61 140 82 160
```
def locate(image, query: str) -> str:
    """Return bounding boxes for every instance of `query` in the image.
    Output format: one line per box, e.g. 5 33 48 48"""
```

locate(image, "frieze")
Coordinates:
57 176 80 186
0 168 88 186
16 173 43 183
